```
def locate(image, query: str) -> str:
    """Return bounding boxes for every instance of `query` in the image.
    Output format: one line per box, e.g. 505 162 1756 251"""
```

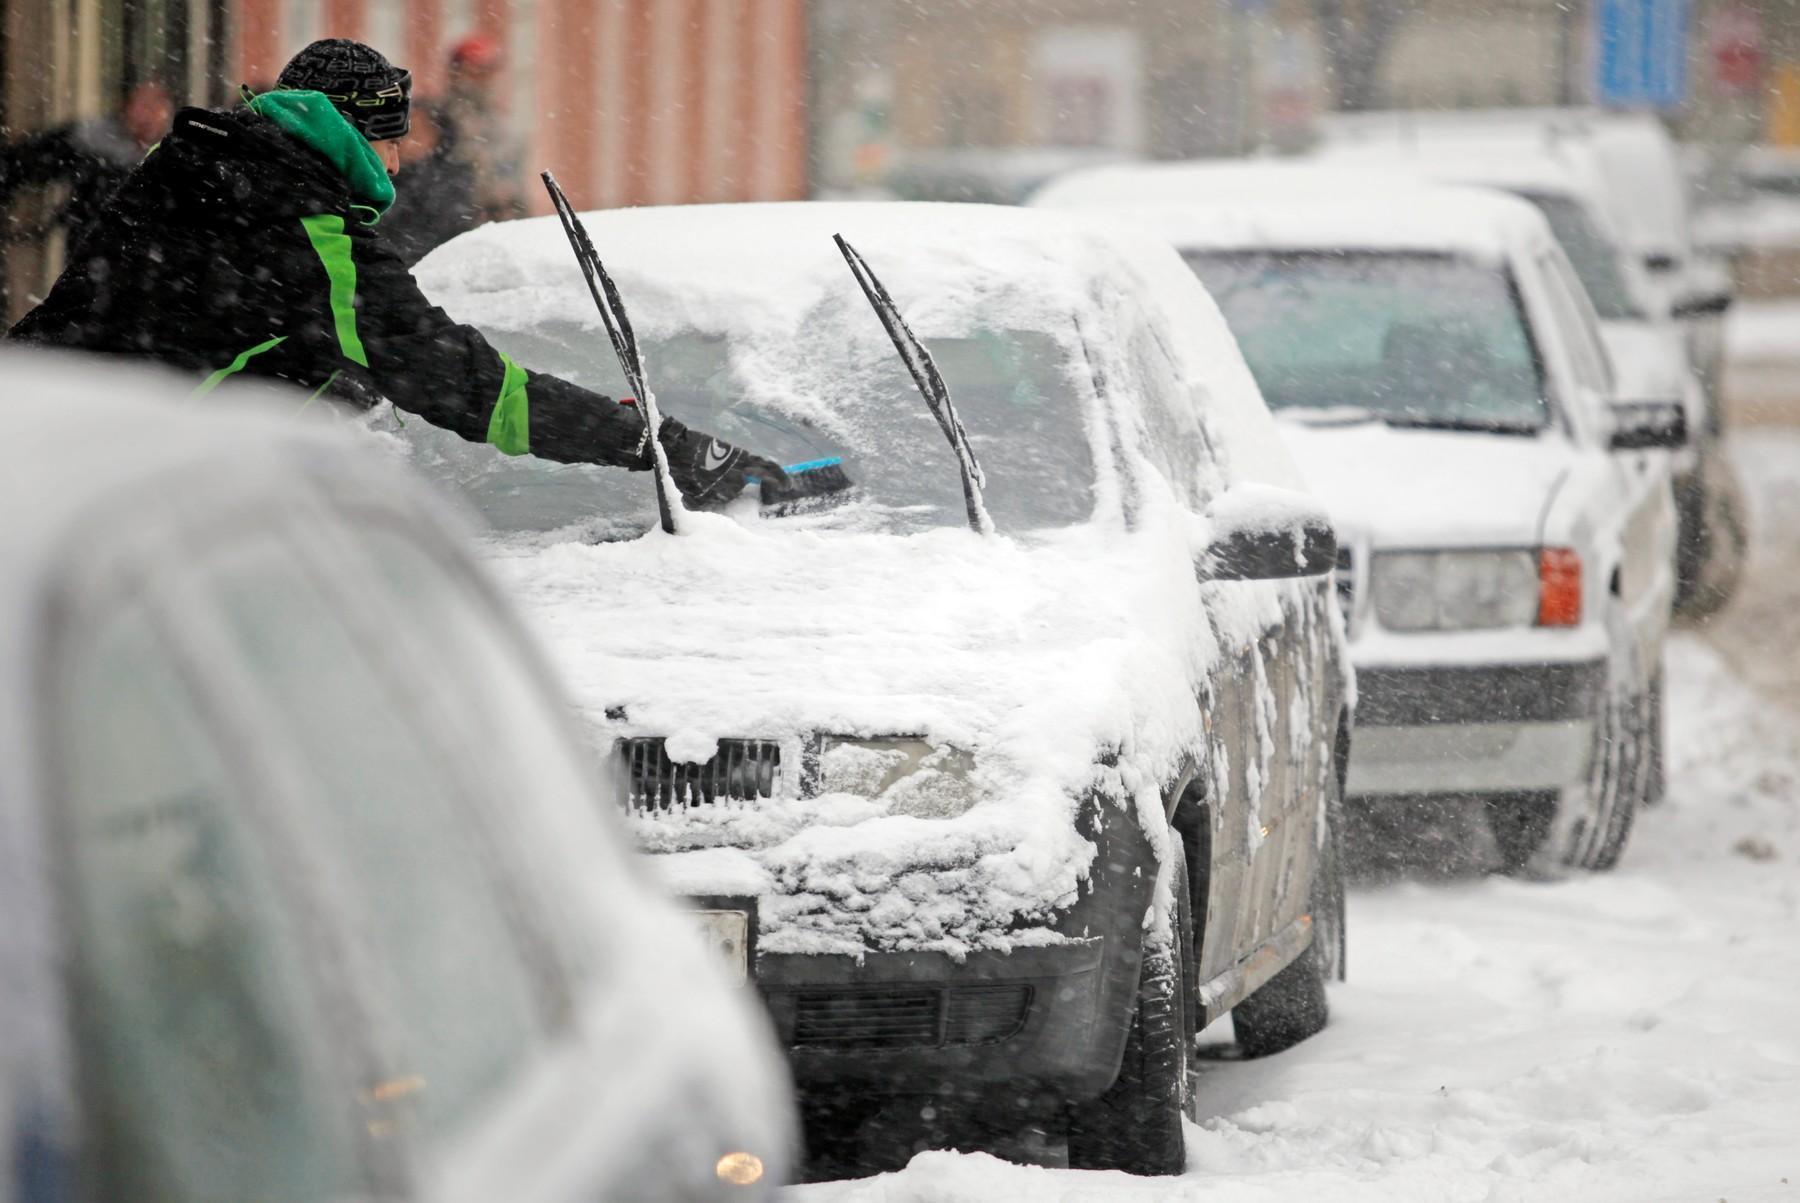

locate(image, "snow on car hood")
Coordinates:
1600 320 1689 402
1277 419 1569 547
484 506 1231 958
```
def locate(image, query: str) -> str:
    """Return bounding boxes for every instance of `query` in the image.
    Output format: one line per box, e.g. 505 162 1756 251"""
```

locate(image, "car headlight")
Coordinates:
1372 550 1541 631
811 736 981 819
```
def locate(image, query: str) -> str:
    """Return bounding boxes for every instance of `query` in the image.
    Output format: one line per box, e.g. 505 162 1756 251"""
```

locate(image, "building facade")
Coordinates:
3 0 810 317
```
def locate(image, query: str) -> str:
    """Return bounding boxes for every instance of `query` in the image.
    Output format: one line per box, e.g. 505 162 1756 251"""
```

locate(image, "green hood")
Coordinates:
249 89 395 218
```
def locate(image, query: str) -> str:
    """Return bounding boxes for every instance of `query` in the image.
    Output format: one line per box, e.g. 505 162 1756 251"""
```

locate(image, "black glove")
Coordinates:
656 417 787 506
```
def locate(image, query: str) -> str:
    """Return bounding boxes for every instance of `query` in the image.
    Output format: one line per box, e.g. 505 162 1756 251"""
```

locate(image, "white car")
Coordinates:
409 201 1351 1175
1316 108 1733 338
1037 168 1680 873
1310 133 1746 615
0 353 793 1200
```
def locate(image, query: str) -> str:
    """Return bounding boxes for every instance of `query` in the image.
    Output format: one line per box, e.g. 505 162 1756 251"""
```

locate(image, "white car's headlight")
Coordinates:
1372 550 1541 631
812 737 980 819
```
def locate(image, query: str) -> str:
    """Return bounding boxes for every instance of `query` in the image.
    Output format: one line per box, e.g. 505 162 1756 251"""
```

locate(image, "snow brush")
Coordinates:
751 456 856 514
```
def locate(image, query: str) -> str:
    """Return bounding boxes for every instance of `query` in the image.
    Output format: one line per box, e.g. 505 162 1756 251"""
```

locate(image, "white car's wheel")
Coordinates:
1566 611 1650 871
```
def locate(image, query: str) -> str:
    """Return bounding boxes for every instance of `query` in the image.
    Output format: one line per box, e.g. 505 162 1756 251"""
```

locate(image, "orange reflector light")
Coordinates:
1537 547 1582 627
716 1152 765 1186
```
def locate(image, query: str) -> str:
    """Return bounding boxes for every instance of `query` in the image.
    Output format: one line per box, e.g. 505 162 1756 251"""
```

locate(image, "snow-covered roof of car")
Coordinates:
1315 136 1611 203
1033 161 1550 261
423 201 1191 348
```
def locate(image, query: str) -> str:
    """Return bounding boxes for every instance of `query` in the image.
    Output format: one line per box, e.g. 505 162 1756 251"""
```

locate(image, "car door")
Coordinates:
1122 313 1329 993
1535 245 1678 651
41 520 395 1202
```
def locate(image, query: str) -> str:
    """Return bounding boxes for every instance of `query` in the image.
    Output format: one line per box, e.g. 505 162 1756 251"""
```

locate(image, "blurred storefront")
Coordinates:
4 0 809 318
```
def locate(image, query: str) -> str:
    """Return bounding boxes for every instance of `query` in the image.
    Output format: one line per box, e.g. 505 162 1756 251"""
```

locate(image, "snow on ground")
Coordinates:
789 435 1800 1200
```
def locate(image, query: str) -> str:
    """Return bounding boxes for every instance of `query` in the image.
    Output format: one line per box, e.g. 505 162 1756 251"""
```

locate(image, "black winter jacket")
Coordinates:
8 94 747 486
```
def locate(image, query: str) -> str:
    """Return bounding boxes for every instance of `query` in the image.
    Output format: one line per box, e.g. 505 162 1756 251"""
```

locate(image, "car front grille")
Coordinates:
1334 546 1355 629
784 984 1033 1050
618 738 780 813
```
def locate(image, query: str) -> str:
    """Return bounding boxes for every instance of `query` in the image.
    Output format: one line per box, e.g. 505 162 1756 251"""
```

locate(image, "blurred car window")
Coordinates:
198 535 545 1144
1535 250 1613 399
344 519 624 979
53 595 368 1202
1519 192 1646 322
1186 250 1546 428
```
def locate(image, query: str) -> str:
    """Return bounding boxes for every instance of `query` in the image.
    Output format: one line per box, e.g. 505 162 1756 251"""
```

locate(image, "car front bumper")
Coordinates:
1346 661 1604 797
757 935 1133 1106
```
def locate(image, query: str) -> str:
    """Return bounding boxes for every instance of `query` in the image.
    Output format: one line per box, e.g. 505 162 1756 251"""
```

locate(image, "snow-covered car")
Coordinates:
1304 136 1745 617
0 354 793 1201
1036 170 1680 873
408 202 1351 1175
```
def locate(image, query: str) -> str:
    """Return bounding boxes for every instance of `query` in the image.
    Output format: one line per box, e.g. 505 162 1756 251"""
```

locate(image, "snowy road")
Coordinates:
792 430 1800 1202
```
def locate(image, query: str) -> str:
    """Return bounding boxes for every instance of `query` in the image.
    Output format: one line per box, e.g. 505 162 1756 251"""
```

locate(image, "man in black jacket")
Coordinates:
7 39 781 505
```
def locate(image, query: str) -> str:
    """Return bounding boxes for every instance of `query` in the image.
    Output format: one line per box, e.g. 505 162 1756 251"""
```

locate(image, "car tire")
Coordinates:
1567 612 1650 871
1066 839 1192 1176
1485 793 1556 875
1676 452 1747 621
1233 787 1344 1056
1643 668 1667 808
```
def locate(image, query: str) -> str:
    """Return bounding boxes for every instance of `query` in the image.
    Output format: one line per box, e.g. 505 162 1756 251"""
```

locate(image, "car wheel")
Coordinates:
1677 451 1748 621
1233 785 1343 1056
1566 613 1649 871
1066 839 1192 1176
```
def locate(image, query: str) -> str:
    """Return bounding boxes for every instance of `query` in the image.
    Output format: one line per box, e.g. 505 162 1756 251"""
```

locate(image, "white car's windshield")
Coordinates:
414 321 1098 538
1184 251 1549 433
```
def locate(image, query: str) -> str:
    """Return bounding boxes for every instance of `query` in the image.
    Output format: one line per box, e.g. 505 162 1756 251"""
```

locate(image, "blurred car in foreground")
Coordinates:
1038 167 1680 874
0 354 792 1201
409 202 1351 1176
1311 129 1745 617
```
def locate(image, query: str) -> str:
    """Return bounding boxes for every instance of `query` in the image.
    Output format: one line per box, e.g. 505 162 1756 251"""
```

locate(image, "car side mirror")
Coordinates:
1670 290 1733 319
1197 483 1336 581
1608 400 1688 451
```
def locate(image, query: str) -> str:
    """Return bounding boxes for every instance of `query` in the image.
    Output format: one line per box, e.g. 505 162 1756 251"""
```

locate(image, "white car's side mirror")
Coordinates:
1608 400 1688 452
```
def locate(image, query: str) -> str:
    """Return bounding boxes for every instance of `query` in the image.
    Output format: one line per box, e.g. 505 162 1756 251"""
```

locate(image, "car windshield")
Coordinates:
1184 251 1549 432
1517 192 1646 321
426 321 1097 538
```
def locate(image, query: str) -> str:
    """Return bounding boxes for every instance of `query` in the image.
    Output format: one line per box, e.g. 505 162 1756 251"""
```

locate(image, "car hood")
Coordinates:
1600 320 1690 402
1276 418 1571 547
483 510 1219 956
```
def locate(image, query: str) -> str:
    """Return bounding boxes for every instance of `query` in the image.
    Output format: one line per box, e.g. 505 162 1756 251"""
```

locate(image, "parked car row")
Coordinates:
6 107 1714 1189
1036 165 1680 875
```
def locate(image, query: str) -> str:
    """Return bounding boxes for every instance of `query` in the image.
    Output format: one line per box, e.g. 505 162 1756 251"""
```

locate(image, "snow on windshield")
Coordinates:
411 204 1137 537
1186 250 1548 430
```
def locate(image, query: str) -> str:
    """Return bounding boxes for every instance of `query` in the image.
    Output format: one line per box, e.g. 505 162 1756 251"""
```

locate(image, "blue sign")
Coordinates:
1595 0 1691 109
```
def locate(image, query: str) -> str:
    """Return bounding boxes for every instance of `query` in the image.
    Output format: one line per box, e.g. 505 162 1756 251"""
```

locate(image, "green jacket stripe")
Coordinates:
193 335 287 396
486 352 531 454
300 213 369 367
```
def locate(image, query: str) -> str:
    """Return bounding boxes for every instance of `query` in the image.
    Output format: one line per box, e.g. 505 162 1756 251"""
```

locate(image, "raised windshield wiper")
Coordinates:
833 234 993 535
1380 415 1543 436
541 171 679 535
